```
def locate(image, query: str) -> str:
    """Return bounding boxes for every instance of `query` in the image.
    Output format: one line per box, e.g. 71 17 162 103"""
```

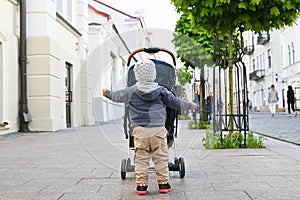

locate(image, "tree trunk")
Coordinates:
200 66 205 122
228 27 234 131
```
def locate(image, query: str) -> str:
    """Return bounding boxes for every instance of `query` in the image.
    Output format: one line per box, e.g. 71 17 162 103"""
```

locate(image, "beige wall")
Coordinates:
27 36 65 131
0 0 19 135
26 0 89 131
27 24 84 131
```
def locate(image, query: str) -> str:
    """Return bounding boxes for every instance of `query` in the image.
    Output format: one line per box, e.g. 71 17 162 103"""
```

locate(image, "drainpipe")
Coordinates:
19 0 31 132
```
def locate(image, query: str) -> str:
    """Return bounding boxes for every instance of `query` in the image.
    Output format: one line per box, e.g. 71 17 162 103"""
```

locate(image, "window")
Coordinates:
244 39 248 47
56 0 73 23
291 42 295 64
110 53 116 90
256 56 259 70
259 54 262 70
288 45 291 66
267 49 271 68
67 0 73 22
65 63 73 128
57 0 62 13
252 59 255 71
280 45 283 65
262 53 265 69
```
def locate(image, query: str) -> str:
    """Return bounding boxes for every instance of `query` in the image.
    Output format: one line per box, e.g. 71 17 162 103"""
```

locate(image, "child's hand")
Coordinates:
102 88 108 97
191 103 197 110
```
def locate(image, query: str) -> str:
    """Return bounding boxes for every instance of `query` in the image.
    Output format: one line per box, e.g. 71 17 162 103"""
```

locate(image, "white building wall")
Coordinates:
0 0 19 134
244 17 300 112
88 4 150 123
88 13 126 123
282 18 300 88
0 0 151 134
27 0 56 38
26 0 89 131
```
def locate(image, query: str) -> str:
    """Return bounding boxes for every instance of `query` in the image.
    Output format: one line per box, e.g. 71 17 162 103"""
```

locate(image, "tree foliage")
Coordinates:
173 13 215 69
171 0 300 130
171 0 300 36
173 13 240 70
177 67 193 86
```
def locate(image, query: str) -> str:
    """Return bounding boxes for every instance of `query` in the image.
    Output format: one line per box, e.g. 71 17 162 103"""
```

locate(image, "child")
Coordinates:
102 57 197 195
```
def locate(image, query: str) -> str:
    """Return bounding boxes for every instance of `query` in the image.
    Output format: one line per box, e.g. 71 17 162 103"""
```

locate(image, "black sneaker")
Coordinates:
136 182 148 195
158 182 172 193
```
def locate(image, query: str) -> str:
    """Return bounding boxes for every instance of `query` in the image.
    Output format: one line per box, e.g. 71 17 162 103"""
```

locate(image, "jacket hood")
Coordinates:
135 86 163 101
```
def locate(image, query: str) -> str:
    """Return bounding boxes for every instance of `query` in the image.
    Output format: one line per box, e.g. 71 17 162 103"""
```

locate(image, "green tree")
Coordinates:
176 67 192 99
173 13 228 121
177 67 192 86
171 0 300 130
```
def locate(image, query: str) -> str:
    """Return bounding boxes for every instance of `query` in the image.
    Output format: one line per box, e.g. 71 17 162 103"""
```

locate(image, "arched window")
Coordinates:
291 42 295 64
267 49 271 68
56 0 73 23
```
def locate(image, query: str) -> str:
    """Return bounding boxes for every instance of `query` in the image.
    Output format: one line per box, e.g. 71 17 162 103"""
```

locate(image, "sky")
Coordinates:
90 0 182 65
91 0 181 64
99 0 180 30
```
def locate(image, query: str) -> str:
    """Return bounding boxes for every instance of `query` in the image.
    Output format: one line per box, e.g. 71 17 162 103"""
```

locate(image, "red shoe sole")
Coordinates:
136 190 147 195
158 188 172 193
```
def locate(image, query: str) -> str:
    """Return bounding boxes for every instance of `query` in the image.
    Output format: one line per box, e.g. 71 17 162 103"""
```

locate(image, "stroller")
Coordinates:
120 47 185 180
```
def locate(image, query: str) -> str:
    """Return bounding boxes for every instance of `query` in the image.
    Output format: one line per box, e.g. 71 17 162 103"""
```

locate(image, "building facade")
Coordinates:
26 0 89 131
243 18 300 112
88 0 150 123
0 0 19 133
0 0 150 135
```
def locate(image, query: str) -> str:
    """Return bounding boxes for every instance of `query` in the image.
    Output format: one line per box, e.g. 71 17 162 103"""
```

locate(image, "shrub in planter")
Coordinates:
203 130 265 149
188 120 210 129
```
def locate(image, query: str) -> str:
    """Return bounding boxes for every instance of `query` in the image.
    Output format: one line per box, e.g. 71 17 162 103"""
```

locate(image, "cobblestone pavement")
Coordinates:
0 120 300 199
249 112 300 145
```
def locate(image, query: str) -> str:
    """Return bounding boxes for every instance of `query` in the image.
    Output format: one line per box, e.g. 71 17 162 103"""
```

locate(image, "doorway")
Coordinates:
295 87 300 111
65 63 72 128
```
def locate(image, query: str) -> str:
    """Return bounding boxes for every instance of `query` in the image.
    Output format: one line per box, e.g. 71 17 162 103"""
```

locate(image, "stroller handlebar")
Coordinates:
127 47 176 67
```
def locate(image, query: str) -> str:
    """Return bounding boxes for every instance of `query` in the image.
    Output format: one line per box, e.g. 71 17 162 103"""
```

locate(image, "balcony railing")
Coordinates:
257 33 270 45
243 45 254 55
249 69 265 81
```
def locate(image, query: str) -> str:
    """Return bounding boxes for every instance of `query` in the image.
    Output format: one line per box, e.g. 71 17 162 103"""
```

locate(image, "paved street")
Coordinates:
0 118 300 199
249 112 300 145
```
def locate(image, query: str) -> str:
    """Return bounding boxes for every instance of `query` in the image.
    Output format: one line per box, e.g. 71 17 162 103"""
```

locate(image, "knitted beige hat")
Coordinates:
134 57 156 83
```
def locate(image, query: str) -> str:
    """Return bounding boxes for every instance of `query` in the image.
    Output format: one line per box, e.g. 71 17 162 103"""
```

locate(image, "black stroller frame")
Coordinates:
120 47 185 180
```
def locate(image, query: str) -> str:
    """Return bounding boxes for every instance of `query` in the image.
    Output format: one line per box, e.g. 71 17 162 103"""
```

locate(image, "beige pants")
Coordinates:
132 126 169 185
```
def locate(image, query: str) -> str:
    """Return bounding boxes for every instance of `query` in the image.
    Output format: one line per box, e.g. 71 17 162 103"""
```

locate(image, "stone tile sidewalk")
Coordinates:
0 120 299 199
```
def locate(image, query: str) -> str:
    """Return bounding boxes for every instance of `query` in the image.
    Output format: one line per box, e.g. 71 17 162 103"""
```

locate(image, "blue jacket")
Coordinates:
106 85 192 127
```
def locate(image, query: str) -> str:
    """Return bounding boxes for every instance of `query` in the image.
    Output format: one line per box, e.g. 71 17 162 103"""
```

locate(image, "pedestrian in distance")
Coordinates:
268 84 279 117
102 57 197 195
207 95 213 120
287 85 297 117
248 100 253 112
217 97 223 113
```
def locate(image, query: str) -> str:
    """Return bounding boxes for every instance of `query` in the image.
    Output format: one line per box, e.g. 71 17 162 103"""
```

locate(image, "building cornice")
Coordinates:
56 13 81 37
88 4 110 19
8 0 19 5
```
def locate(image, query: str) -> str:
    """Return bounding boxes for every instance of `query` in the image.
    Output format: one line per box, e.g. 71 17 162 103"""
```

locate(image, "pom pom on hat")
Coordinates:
134 57 156 83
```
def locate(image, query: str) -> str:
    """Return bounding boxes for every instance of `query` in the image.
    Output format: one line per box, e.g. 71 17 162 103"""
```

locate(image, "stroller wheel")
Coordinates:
121 158 127 180
179 157 185 178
